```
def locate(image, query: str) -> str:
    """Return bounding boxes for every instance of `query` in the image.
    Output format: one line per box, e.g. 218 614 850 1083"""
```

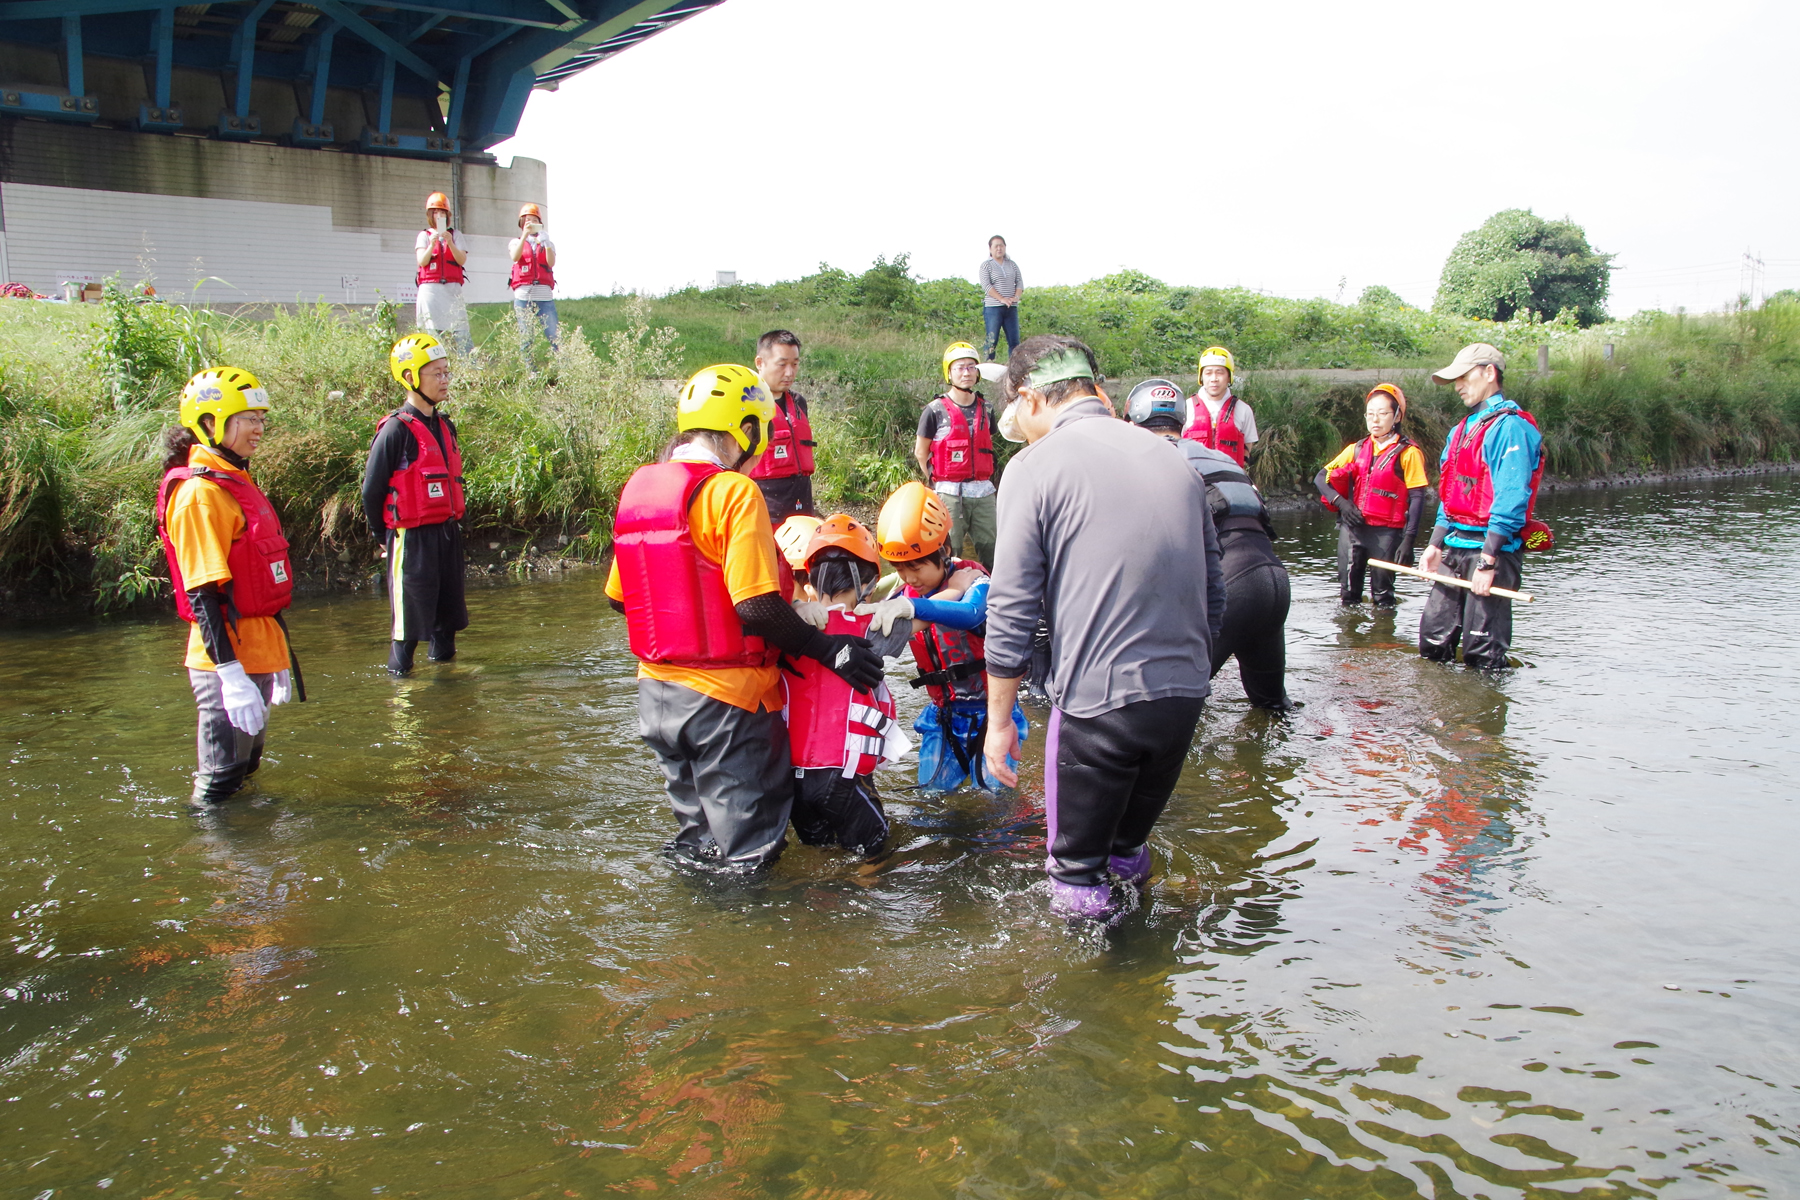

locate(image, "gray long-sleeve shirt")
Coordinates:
985 398 1217 718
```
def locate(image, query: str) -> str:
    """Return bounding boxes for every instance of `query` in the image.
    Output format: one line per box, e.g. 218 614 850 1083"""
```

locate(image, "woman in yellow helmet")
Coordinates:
153 367 298 806
606 365 884 873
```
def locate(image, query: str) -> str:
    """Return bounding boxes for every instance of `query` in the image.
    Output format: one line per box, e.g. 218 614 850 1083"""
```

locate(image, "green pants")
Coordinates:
942 490 997 569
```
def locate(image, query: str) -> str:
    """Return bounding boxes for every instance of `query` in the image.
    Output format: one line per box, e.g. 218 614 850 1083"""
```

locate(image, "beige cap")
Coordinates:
1431 342 1505 384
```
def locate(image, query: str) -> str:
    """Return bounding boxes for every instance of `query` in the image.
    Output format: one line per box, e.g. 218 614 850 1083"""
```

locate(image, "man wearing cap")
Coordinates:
914 342 1001 567
1419 343 1544 669
981 335 1216 921
508 203 558 371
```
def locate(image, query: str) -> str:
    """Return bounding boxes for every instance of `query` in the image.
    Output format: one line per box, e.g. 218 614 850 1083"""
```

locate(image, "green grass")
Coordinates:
5 274 1799 613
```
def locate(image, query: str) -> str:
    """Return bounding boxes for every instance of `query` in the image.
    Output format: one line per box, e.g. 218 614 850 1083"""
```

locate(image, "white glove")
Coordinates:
853 596 914 635
792 598 830 629
270 669 293 706
215 661 268 735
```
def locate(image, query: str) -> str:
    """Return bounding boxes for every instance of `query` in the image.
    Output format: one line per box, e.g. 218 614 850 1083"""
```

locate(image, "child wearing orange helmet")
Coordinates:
784 515 915 857
864 483 1028 793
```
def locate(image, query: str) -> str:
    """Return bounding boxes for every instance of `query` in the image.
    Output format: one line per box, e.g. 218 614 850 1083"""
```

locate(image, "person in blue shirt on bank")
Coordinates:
1418 342 1545 670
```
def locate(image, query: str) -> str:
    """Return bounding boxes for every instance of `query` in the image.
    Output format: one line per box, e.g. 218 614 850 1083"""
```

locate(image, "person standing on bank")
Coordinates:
362 333 469 677
747 329 817 527
1124 379 1291 710
1316 383 1429 607
414 192 471 353
913 341 999 568
607 365 884 873
508 203 558 369
979 236 1023 362
154 368 298 806
1182 346 1258 468
981 337 1217 919
1419 343 1545 670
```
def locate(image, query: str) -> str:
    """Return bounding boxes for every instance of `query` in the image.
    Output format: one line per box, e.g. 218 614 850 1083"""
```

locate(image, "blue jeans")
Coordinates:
982 304 1019 360
512 298 559 359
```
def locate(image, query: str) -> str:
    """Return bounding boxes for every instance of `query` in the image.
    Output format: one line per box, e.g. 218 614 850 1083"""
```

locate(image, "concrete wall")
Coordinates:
0 119 547 304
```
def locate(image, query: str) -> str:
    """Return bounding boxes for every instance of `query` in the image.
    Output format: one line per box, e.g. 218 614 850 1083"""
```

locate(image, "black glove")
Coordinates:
1336 495 1365 527
805 631 883 691
1398 542 1416 567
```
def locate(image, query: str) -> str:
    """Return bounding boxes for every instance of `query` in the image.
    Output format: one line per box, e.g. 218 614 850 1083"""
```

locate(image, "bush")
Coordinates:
1435 209 1614 326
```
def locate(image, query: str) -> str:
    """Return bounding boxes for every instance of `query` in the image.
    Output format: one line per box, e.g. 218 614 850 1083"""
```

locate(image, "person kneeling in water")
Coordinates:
860 482 1028 793
785 516 915 857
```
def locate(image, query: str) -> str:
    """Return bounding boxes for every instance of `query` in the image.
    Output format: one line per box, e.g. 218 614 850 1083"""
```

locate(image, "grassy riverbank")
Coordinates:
4 276 1799 614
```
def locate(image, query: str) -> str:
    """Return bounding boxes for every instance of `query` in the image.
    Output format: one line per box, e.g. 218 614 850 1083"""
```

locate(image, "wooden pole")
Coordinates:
1368 559 1536 603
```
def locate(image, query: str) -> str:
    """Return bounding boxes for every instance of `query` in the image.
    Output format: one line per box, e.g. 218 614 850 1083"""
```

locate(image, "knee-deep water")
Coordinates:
2 475 1796 1198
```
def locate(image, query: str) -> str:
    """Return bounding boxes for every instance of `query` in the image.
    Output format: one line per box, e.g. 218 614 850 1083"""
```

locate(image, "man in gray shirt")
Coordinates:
979 235 1023 361
982 335 1224 920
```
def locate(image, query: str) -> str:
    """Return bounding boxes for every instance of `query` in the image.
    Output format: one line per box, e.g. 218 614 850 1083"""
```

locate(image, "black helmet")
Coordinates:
1126 378 1185 429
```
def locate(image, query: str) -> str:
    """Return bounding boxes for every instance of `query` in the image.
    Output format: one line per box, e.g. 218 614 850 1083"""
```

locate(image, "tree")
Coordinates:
1434 209 1614 326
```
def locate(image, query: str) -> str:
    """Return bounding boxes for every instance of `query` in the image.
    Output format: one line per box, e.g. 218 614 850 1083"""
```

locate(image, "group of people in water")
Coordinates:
152 319 1546 918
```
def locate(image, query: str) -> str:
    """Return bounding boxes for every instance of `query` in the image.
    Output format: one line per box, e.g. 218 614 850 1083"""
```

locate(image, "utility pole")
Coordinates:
1741 248 1766 307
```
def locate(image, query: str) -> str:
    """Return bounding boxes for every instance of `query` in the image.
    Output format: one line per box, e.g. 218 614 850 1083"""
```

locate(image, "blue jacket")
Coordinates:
1436 395 1542 553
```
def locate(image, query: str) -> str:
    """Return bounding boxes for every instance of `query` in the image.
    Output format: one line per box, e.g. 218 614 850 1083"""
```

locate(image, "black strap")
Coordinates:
907 658 986 689
273 612 307 702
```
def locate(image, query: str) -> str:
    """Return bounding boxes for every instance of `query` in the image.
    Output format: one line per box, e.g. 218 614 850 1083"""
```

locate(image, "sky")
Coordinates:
499 0 1799 317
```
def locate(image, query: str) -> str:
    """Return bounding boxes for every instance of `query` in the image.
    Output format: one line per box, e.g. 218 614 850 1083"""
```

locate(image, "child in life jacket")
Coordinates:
773 513 823 598
785 515 915 857
860 482 1028 794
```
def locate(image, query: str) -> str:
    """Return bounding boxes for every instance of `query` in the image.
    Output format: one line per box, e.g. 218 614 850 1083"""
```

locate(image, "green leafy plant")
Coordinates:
1434 209 1614 326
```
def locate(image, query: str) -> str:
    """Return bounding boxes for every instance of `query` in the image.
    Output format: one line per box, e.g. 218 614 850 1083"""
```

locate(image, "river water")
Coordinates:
2 476 1796 1199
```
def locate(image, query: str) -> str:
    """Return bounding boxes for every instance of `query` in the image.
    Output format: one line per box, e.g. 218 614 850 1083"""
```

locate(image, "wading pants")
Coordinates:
1338 523 1408 606
188 667 274 804
387 521 469 674
791 768 888 857
941 489 997 570
637 679 792 872
1211 532 1293 710
1418 547 1522 670
1045 696 1205 887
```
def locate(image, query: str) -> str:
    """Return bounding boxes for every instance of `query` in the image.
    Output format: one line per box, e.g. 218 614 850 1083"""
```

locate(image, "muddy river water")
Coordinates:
2 476 1796 1198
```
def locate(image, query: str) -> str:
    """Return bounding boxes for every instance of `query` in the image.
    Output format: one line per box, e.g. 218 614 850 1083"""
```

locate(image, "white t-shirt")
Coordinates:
1186 392 1258 445
508 233 556 302
414 228 469 289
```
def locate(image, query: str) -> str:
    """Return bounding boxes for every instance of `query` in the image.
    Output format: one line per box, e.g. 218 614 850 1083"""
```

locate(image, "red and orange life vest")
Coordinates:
786 608 900 775
509 238 554 291
904 558 988 705
929 396 994 483
155 463 293 621
379 410 465 529
612 460 787 669
1323 434 1414 529
416 231 465 285
747 392 814 480
1181 394 1248 466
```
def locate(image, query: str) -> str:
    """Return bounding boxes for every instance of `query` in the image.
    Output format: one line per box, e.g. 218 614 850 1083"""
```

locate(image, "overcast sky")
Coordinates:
500 0 1796 317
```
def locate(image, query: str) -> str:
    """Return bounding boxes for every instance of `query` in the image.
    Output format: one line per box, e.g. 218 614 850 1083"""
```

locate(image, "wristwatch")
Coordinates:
1476 558 1498 571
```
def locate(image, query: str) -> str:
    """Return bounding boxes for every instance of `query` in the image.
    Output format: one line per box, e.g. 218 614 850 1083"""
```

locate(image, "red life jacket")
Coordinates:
509 237 554 290
1441 406 1546 534
904 558 988 705
379 409 466 529
928 395 994 483
747 392 814 480
155 461 293 622
786 608 901 774
612 460 786 669
416 230 465 285
1323 435 1414 528
1181 394 1248 466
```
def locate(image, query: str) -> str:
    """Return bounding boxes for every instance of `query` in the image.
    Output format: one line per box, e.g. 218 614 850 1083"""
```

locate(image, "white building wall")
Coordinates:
1 182 517 305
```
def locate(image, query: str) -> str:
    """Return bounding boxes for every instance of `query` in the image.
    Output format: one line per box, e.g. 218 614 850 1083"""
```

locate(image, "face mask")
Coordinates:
997 401 1024 443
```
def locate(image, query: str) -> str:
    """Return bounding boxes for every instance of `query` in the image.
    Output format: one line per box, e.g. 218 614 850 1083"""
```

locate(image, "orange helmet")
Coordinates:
1366 383 1407 419
774 515 824 571
805 513 880 567
875 481 950 562
518 203 543 222
425 192 450 212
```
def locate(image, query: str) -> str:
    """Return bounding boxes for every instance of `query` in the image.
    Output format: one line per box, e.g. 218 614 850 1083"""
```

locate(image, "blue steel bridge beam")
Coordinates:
227 0 277 118
62 13 83 96
306 21 339 126
0 0 570 26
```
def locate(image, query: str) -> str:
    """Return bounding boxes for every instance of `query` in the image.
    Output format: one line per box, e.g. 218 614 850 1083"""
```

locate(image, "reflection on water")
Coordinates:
2 476 1797 1196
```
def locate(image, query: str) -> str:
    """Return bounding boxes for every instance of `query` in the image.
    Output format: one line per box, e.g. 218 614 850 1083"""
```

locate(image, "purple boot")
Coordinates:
1049 878 1114 919
1109 845 1152 887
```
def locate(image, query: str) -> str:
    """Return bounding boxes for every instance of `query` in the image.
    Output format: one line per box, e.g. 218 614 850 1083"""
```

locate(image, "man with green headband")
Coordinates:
980 335 1218 922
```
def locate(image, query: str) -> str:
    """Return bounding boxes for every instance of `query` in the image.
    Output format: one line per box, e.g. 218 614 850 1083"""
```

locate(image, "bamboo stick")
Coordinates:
1368 559 1537 603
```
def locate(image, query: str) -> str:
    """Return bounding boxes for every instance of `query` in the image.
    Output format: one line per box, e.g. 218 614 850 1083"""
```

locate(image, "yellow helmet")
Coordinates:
1198 346 1236 379
678 364 774 452
179 366 270 446
390 332 448 390
942 341 981 382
